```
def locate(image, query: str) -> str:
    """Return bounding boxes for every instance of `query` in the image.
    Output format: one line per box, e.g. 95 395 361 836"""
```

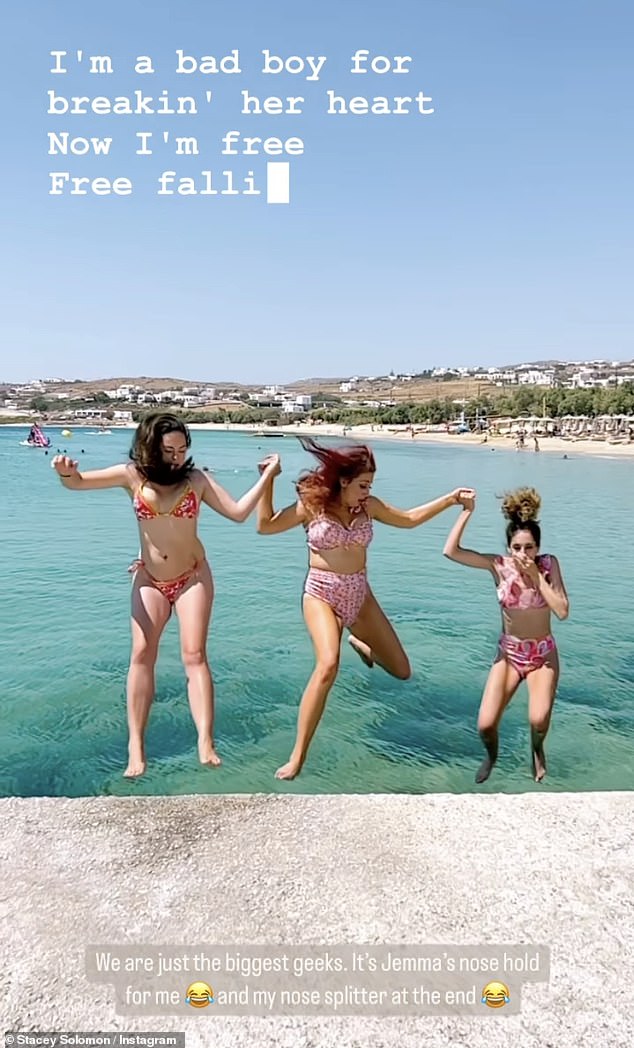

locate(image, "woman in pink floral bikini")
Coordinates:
443 487 570 783
257 436 474 781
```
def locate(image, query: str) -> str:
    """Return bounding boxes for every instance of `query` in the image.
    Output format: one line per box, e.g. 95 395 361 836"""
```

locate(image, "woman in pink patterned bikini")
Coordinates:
52 412 280 778
257 436 474 780
443 487 569 783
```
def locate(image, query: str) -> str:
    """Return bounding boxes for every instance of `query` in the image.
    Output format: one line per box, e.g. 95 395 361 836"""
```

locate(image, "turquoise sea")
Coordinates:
1 425 632 797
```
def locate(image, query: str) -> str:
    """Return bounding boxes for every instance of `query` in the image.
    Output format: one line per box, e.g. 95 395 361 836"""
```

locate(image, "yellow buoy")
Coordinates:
61 428 72 437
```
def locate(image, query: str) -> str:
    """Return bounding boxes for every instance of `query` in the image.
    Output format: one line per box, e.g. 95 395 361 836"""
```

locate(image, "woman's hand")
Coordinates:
51 454 79 478
512 553 540 583
258 453 282 478
451 487 476 510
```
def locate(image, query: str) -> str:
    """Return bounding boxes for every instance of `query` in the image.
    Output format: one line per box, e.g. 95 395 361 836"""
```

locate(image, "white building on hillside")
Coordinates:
517 369 555 386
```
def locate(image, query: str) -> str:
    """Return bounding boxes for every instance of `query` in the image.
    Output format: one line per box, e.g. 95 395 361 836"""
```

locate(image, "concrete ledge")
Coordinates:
2 793 633 1047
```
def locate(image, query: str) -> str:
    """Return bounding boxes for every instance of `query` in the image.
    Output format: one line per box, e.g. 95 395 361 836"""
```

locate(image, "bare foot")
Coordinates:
275 753 305 780
348 635 374 668
123 742 146 778
198 737 222 767
532 747 547 782
475 757 495 784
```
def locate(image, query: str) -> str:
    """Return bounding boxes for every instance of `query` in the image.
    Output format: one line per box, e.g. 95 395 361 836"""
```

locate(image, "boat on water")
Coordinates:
250 430 287 438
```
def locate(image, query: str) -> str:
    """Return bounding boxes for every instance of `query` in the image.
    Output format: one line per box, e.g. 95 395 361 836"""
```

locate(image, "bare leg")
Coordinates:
526 647 559 782
348 586 411 679
475 657 522 783
276 597 343 780
125 572 171 777
174 561 219 766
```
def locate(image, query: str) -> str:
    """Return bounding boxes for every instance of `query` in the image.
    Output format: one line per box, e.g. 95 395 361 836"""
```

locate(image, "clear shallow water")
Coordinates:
1 426 632 796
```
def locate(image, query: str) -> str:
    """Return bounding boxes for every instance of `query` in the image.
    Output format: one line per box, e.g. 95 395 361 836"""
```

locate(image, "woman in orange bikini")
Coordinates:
257 436 474 780
443 487 569 783
52 412 280 778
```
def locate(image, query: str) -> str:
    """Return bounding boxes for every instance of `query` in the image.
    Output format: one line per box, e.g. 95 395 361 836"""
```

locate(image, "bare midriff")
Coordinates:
136 518 206 580
500 606 552 641
308 546 368 575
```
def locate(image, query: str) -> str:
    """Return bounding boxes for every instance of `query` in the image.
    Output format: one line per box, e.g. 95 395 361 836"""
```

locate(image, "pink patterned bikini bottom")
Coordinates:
304 568 368 627
498 633 556 678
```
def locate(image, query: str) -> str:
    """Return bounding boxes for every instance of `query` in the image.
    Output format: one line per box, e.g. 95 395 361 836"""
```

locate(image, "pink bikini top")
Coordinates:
133 482 199 522
306 511 374 552
495 554 552 610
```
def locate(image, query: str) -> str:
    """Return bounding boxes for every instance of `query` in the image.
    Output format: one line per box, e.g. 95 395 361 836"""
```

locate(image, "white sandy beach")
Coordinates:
184 420 634 459
4 417 634 457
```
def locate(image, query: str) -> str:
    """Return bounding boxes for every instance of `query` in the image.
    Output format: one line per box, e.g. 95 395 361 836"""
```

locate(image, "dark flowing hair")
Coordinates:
129 412 194 486
501 487 542 546
295 436 376 515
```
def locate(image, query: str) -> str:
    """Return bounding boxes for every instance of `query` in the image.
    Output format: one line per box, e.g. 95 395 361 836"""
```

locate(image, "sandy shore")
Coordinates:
5 417 634 457
185 420 634 459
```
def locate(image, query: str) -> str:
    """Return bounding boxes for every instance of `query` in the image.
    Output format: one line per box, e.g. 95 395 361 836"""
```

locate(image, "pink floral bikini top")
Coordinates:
306 511 374 552
133 482 199 522
494 554 552 610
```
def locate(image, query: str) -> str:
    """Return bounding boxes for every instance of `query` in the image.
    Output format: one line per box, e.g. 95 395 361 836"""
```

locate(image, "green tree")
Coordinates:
28 395 50 412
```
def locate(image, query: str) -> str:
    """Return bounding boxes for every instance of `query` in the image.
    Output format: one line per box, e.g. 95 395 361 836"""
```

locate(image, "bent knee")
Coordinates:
390 661 411 681
395 656 412 681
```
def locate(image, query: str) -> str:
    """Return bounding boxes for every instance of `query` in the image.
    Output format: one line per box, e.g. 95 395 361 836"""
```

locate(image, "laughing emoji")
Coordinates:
186 981 214 1007
481 981 510 1008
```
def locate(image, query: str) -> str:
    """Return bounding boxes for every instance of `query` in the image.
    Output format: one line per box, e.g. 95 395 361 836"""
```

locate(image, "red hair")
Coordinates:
296 436 376 515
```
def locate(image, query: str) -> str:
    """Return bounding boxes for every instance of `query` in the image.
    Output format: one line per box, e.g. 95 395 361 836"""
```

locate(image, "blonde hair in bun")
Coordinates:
501 487 542 547
501 487 541 524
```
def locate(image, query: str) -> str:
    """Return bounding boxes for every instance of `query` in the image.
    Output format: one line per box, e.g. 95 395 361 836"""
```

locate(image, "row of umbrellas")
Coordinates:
492 414 634 437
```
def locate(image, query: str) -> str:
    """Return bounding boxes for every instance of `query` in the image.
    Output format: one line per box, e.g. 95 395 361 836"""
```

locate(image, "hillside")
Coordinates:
6 375 491 406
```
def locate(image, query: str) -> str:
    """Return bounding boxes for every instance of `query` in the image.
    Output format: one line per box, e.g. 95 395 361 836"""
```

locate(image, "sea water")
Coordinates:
1 426 632 796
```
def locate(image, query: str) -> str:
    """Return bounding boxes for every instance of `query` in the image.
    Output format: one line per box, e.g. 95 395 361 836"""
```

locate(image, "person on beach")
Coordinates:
52 412 280 778
257 436 475 780
443 487 569 783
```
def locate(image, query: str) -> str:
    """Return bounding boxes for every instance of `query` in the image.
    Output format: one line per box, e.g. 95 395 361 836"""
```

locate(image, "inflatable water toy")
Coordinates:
21 424 51 448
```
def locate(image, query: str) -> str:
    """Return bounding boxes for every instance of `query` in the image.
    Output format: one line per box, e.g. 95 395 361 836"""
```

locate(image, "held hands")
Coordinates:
258 453 282 478
52 454 79 478
450 487 476 511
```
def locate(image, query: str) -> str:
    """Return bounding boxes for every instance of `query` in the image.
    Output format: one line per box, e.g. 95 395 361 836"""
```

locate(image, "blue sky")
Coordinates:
2 0 632 383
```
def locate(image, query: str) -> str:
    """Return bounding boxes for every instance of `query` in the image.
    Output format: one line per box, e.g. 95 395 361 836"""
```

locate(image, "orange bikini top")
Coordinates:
133 482 199 521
